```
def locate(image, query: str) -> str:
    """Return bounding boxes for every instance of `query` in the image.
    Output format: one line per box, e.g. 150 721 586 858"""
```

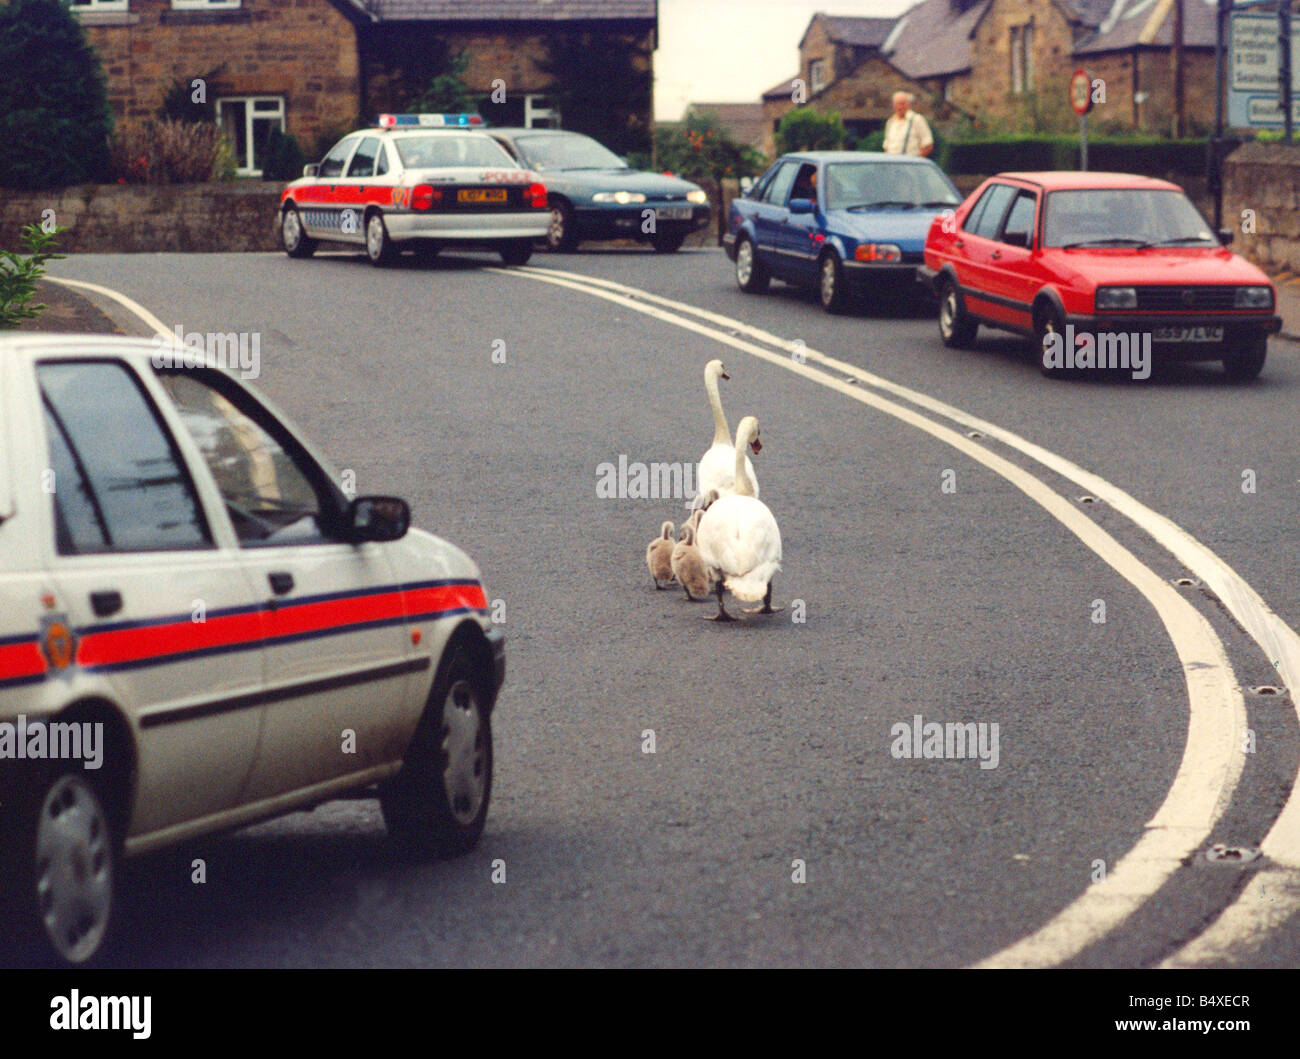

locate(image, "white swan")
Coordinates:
692 359 757 510
695 416 782 621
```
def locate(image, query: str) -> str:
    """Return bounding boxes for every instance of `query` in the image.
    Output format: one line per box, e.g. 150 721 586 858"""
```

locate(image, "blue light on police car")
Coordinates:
376 113 485 128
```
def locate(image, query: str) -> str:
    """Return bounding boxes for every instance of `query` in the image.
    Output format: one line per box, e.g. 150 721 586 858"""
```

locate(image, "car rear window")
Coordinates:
394 134 515 169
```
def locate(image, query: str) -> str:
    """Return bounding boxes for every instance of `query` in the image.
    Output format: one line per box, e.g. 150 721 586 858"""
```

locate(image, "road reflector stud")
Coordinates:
1204 843 1262 864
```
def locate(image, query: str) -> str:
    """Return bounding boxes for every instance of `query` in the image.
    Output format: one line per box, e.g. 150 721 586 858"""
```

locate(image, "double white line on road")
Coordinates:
493 263 1300 968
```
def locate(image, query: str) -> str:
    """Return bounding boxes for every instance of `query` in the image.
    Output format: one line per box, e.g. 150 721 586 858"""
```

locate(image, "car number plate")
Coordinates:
459 188 507 203
655 206 692 219
1151 326 1224 343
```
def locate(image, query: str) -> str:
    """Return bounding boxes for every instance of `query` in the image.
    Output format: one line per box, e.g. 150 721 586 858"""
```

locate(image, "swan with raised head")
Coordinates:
695 416 782 621
692 360 757 510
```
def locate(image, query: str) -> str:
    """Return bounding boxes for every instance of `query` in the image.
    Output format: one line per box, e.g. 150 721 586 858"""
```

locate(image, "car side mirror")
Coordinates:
346 496 410 543
1218 228 1234 246
303 163 320 178
789 198 815 214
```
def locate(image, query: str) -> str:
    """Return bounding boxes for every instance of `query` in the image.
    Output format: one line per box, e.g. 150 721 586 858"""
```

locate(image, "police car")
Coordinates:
0 334 504 965
279 113 550 266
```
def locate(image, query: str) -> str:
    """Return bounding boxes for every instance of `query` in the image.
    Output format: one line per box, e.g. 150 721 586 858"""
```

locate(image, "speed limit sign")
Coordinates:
1070 68 1094 116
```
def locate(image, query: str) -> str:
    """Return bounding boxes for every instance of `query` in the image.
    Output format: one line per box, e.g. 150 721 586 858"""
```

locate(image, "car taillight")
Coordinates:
526 182 547 209
411 185 441 210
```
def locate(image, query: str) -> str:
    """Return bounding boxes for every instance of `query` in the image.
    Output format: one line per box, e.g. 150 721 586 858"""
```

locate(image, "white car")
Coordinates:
0 334 504 965
279 113 551 267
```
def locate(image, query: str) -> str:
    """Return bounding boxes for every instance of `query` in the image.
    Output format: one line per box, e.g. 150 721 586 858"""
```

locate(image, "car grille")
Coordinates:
1134 286 1239 311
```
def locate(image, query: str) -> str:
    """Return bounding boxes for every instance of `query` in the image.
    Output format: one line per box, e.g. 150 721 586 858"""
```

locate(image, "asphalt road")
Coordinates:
43 245 1300 968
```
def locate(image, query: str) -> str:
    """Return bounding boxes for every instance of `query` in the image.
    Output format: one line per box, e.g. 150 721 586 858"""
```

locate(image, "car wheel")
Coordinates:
0 767 117 966
937 278 978 349
365 212 397 267
380 646 493 856
1223 337 1267 381
1033 302 1069 378
499 240 533 267
734 236 769 294
652 229 686 253
546 200 579 252
819 251 849 314
280 206 316 259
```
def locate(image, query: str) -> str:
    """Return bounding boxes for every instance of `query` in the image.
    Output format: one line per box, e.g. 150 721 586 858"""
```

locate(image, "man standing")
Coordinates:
882 92 933 157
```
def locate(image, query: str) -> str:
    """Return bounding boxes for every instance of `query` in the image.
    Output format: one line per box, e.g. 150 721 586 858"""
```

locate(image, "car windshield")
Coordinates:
513 133 626 172
394 134 515 169
823 162 960 211
1042 188 1216 248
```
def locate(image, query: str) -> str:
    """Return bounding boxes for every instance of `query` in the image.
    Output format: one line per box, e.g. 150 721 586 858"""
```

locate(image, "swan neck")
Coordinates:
706 371 730 445
732 438 755 497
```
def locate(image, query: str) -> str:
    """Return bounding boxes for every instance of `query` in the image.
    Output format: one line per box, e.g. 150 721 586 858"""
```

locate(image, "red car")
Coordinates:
922 172 1282 380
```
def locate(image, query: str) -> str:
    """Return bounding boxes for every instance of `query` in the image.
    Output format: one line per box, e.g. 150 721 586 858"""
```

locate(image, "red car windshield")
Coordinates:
1042 188 1216 249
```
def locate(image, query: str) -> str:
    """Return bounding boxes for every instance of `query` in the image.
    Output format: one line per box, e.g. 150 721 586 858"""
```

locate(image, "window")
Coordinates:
346 137 379 178
394 134 515 169
1000 191 1037 247
762 162 798 206
1010 24 1034 95
172 0 240 8
318 136 360 179
809 59 827 94
1042 189 1215 248
39 362 210 554
823 162 960 211
524 95 560 129
216 96 285 176
375 143 390 177
68 0 130 10
965 183 1017 239
158 372 330 547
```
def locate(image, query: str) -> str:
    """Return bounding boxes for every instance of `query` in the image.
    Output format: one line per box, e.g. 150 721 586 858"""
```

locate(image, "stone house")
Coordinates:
766 0 1218 144
71 0 657 176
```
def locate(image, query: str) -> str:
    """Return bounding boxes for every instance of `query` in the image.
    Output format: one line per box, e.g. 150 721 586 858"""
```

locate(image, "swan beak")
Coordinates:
750 437 762 454
721 370 730 380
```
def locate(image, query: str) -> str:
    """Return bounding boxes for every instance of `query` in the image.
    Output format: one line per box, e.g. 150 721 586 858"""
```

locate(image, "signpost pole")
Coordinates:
1081 113 1088 170
1282 0 1294 143
1070 68 1093 170
1212 0 1229 230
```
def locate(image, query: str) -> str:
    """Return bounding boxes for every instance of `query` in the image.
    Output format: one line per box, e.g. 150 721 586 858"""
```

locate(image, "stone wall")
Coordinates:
0 184 285 254
1223 141 1300 272
79 0 362 154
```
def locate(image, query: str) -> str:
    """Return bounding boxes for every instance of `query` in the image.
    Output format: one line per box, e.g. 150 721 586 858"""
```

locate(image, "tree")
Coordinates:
408 50 477 114
775 108 847 154
0 0 113 187
654 109 765 183
536 31 653 156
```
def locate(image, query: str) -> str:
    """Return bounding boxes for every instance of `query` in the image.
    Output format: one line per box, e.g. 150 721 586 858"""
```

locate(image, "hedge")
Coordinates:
939 136 1207 178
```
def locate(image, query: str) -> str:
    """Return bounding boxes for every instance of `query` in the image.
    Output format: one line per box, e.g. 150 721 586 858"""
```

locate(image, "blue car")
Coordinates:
486 128 711 253
723 151 962 312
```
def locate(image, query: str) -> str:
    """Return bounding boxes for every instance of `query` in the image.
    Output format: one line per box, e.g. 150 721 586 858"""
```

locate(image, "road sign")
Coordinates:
1070 69 1094 116
1229 12 1300 127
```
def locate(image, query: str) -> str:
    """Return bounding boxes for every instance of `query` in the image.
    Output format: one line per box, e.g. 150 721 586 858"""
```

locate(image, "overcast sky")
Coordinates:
655 0 916 121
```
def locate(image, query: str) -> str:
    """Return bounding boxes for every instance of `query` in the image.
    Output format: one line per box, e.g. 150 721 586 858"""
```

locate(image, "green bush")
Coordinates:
261 129 306 182
852 129 886 152
0 223 65 329
776 108 847 153
0 0 112 188
940 135 1207 178
109 118 228 183
654 110 766 182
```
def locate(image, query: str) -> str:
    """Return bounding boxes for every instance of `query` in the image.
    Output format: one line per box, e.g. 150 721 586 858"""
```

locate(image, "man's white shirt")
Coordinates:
883 111 933 156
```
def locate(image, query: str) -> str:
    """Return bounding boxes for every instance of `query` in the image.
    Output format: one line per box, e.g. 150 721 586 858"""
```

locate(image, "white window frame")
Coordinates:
809 59 827 94
1011 23 1034 95
172 0 241 9
524 94 560 129
215 95 286 177
68 0 130 11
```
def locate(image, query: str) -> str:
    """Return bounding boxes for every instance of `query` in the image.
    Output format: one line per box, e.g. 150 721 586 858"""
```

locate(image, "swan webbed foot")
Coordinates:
742 583 782 614
706 582 734 621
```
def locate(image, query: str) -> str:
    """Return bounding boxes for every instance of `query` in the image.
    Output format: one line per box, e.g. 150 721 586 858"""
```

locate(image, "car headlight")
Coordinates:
686 190 708 205
1234 285 1273 309
1095 286 1137 310
592 191 646 204
855 243 902 263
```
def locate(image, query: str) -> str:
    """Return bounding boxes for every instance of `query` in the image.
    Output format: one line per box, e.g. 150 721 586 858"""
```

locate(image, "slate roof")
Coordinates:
1076 0 1218 53
762 76 801 101
883 0 992 80
364 0 657 21
817 15 898 48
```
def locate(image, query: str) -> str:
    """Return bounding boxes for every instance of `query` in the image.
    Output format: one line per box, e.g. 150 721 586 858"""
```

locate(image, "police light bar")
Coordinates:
376 113 485 128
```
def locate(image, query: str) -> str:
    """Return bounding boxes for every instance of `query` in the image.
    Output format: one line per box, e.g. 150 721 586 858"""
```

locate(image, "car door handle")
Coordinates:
954 239 964 249
89 590 122 618
268 572 295 596
990 250 1002 259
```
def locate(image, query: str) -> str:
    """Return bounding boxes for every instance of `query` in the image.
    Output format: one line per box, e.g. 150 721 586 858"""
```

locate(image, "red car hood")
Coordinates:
1046 247 1270 288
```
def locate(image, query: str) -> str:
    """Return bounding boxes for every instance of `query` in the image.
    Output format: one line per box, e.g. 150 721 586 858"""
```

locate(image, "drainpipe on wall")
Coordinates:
1172 0 1184 137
